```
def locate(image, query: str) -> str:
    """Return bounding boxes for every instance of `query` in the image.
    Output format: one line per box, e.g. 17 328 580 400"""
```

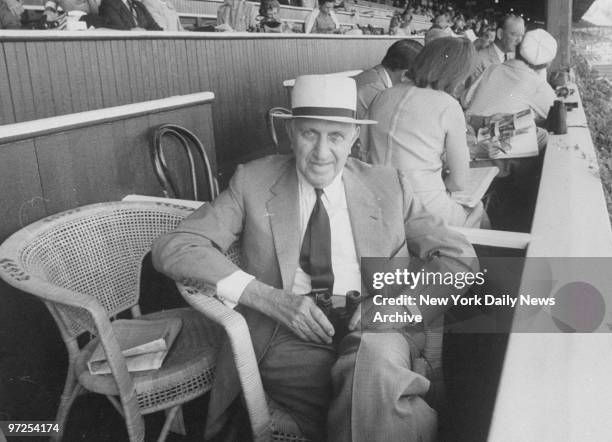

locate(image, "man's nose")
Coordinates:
313 137 332 157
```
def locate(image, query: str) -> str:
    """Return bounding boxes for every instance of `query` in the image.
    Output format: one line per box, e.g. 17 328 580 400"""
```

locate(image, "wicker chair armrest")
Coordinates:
177 283 272 442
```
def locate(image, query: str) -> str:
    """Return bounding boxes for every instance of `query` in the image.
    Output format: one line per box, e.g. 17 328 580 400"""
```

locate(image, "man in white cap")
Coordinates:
463 28 558 125
152 74 476 442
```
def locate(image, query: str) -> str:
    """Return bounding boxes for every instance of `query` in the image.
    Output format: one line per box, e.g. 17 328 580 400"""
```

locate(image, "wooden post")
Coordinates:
547 0 573 71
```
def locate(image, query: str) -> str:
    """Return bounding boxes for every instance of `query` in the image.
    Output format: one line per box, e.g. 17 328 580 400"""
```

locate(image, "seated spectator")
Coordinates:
368 37 486 228
471 13 525 82
42 0 107 28
355 39 423 119
140 0 182 30
99 0 162 29
389 5 414 36
216 0 257 32
0 0 23 29
473 24 496 50
354 39 423 160
424 12 455 44
304 0 340 34
463 29 558 127
256 0 291 33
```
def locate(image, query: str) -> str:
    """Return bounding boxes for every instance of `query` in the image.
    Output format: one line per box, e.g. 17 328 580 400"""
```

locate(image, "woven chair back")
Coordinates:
3 202 194 338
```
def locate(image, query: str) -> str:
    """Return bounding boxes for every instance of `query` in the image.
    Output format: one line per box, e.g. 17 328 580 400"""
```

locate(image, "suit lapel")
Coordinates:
343 165 385 260
267 162 300 290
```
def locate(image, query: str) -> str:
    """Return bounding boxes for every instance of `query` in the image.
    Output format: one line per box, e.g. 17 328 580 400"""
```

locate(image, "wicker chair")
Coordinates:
178 245 445 442
0 201 222 442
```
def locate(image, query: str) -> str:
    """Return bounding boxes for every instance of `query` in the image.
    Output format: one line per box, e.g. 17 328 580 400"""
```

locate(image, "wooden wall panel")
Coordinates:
64 41 92 113
0 45 15 124
35 125 117 213
97 41 119 107
46 42 74 117
80 41 105 110
126 40 146 103
1 34 399 165
110 40 131 105
3 42 36 122
25 42 55 119
31 103 216 215
0 140 46 242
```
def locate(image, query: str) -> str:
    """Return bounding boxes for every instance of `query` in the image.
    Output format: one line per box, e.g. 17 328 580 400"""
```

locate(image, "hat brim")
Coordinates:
272 112 377 125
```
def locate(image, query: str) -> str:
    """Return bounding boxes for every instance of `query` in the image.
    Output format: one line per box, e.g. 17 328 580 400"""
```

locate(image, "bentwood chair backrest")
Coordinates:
151 124 219 202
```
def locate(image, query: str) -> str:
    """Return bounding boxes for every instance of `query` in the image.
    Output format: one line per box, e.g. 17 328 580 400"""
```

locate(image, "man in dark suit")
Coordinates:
153 75 477 442
99 0 161 30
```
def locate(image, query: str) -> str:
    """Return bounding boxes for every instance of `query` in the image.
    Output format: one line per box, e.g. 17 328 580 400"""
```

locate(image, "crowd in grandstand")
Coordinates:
0 0 532 35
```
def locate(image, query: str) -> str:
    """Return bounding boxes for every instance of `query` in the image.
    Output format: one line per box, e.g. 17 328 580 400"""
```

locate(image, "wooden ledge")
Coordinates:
0 92 215 145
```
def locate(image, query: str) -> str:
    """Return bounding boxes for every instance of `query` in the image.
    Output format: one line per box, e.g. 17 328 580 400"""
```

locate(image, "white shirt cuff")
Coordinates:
216 270 255 309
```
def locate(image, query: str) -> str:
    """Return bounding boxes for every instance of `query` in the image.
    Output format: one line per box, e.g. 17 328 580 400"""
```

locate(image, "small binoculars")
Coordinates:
309 289 363 344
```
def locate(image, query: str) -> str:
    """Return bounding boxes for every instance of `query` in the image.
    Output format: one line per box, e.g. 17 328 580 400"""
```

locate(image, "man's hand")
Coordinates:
239 280 335 344
272 293 335 344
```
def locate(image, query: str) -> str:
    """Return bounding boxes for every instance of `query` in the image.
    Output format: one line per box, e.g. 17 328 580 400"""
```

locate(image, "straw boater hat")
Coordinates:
275 75 376 125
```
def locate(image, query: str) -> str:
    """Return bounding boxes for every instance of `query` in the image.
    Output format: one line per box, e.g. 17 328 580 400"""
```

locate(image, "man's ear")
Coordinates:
496 28 503 42
351 125 361 146
286 120 297 152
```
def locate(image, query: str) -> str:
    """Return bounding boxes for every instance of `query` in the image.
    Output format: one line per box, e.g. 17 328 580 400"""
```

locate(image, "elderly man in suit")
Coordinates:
471 13 525 82
152 75 477 442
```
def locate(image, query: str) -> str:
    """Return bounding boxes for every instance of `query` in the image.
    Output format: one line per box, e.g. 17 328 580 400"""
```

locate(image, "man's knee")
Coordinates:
333 332 418 387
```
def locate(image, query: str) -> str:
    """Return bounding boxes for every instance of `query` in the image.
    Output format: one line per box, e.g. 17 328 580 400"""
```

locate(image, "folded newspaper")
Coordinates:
87 318 182 375
475 109 539 159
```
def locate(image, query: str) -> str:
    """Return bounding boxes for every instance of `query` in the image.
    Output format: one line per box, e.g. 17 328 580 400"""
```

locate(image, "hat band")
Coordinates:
292 106 356 119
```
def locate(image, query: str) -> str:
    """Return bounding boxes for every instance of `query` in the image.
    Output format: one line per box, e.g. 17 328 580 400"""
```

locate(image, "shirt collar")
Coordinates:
297 168 345 208
380 66 393 88
492 42 506 63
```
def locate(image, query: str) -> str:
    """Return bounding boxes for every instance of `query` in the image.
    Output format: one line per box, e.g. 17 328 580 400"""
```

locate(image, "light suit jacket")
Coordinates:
152 154 477 438
473 43 502 79
354 64 390 120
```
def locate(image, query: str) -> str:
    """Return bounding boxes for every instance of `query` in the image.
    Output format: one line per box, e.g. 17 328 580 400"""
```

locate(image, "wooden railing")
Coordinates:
0 31 415 169
0 92 216 242
487 85 612 441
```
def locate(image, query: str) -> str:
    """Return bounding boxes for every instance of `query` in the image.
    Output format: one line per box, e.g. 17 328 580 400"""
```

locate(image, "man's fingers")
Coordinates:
348 303 362 331
310 307 335 338
299 321 325 344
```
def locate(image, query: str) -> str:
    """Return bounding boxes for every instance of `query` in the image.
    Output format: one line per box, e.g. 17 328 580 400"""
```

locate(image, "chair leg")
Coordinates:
158 405 185 442
51 364 83 442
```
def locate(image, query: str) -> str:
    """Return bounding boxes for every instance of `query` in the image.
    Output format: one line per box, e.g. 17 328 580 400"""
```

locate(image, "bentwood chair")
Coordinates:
151 124 219 201
178 245 446 442
0 201 222 442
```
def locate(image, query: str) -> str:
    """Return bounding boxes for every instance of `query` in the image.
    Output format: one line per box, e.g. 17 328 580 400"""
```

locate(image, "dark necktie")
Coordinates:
299 188 334 293
127 0 138 23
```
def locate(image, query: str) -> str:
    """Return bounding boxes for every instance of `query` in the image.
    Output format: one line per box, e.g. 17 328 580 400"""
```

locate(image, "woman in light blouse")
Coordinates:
368 37 485 228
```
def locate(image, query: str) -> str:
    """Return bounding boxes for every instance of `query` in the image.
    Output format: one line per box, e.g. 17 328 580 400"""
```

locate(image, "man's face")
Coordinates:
289 118 359 188
266 6 280 20
320 1 334 15
497 18 525 52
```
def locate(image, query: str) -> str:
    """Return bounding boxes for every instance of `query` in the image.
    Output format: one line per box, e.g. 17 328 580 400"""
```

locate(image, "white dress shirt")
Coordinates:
217 169 361 307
